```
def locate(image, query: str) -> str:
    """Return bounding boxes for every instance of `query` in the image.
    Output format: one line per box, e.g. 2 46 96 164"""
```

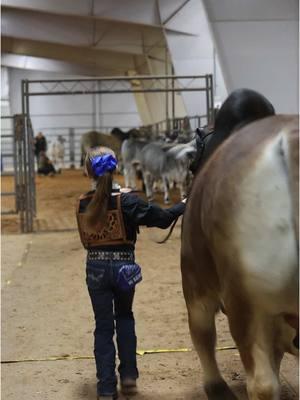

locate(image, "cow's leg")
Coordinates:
60 155 65 169
129 166 137 189
177 181 187 200
186 294 237 400
162 177 170 204
246 340 282 400
124 165 136 189
144 172 154 202
123 167 130 187
226 296 282 400
181 243 237 400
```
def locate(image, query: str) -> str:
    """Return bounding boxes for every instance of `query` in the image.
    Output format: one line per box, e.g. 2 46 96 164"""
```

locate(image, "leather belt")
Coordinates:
87 250 134 262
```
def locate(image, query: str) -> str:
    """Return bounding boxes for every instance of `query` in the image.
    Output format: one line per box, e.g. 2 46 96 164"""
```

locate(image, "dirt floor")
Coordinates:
1 170 299 400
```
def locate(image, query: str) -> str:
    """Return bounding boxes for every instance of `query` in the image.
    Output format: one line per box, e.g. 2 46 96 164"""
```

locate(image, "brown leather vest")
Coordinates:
76 193 133 249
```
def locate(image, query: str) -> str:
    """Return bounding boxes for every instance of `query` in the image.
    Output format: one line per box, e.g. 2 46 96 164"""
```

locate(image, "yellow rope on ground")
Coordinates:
1 346 237 364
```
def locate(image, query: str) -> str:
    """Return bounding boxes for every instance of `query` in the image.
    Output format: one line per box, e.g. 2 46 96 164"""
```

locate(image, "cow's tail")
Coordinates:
280 126 299 245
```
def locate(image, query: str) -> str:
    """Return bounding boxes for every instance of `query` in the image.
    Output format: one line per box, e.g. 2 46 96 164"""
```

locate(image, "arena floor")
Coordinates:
1 170 299 399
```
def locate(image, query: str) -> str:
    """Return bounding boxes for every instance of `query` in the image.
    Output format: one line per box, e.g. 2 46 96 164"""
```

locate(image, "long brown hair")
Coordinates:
84 146 116 228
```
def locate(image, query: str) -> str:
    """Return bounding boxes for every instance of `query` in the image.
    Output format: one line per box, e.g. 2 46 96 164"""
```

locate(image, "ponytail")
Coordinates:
86 172 112 227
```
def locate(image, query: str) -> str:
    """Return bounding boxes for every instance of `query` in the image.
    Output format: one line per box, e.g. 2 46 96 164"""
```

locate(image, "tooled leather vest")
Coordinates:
76 193 134 249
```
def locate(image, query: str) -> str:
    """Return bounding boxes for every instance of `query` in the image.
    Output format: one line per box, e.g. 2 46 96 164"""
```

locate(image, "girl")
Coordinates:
76 146 186 400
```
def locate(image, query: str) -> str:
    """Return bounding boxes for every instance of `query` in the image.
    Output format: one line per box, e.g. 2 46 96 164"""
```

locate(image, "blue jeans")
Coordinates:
86 260 139 396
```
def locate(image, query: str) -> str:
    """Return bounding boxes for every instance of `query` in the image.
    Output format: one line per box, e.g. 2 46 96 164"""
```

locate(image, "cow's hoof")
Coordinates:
204 381 238 400
164 199 170 205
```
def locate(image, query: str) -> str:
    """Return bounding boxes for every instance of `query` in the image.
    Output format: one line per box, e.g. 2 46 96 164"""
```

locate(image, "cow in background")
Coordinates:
110 127 140 141
121 137 149 189
181 90 299 400
140 140 196 203
80 130 128 167
50 135 66 173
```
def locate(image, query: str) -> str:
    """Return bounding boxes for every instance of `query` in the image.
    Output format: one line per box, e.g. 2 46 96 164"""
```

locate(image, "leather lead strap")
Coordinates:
156 217 179 244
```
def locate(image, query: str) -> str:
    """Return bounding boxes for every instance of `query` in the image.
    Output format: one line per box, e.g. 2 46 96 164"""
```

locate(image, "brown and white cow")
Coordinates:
181 115 299 400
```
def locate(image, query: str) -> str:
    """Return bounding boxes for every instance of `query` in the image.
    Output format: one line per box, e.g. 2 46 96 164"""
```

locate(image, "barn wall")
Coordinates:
202 0 299 113
1 67 11 116
159 0 227 118
1 67 13 172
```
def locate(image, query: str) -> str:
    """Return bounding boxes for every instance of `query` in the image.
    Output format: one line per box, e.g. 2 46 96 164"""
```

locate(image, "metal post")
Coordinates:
205 75 210 126
92 82 96 130
95 81 101 130
171 65 175 130
69 128 75 168
12 117 18 212
20 79 35 233
19 82 26 232
209 74 214 125
27 117 36 218
165 48 169 132
16 114 25 232
24 80 32 232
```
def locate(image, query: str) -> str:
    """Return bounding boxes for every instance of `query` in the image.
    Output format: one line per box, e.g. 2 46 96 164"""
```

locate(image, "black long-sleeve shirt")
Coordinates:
79 190 185 251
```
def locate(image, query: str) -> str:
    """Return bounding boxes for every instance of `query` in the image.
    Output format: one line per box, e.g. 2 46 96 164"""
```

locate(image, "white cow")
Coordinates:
50 135 66 172
140 140 196 203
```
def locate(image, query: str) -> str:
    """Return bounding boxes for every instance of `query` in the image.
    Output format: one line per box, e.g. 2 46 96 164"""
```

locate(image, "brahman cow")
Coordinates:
49 135 66 172
80 129 128 167
140 140 196 203
181 92 298 399
121 136 149 189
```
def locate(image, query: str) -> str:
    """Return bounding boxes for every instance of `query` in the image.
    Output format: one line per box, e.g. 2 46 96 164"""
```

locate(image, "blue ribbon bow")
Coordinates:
91 154 117 177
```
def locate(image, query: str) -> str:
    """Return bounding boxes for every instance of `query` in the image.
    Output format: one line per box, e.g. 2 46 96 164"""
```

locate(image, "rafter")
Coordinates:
1 37 145 72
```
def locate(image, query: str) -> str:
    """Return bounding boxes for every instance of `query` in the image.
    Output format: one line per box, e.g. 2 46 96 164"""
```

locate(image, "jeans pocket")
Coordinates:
86 265 106 290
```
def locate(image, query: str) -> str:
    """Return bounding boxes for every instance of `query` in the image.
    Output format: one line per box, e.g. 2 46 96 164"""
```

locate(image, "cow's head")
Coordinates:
190 88 276 174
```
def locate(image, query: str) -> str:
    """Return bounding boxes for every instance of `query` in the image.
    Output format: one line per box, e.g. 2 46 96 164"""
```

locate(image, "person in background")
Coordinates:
37 151 56 176
76 146 186 400
34 132 47 162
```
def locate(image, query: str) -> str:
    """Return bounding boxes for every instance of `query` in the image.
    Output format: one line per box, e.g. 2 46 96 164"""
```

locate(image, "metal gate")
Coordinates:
1 114 36 233
20 74 214 232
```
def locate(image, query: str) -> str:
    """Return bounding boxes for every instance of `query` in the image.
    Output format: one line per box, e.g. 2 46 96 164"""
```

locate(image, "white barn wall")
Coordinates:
159 0 227 120
202 0 299 113
1 67 13 171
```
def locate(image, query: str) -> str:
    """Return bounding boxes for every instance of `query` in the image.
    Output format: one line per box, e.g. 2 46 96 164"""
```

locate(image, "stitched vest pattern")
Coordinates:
76 193 133 249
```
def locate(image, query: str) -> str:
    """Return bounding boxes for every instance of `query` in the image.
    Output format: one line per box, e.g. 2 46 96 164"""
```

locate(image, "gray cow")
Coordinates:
121 137 150 189
140 140 197 203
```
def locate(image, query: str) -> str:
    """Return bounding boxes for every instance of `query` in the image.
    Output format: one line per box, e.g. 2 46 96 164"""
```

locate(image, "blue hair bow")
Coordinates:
91 154 117 177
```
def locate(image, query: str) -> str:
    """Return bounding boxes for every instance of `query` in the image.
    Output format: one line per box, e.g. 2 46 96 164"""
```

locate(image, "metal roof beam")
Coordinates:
2 37 141 72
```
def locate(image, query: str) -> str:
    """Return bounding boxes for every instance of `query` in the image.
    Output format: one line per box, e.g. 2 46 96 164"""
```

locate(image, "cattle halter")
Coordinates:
194 127 214 166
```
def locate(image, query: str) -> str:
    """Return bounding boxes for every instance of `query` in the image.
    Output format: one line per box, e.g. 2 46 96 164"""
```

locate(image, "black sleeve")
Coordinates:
121 193 185 229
